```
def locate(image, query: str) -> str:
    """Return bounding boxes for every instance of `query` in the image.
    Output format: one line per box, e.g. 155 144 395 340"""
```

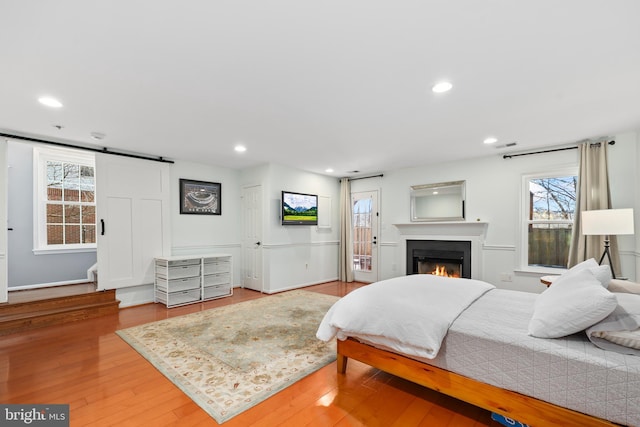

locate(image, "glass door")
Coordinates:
352 190 378 283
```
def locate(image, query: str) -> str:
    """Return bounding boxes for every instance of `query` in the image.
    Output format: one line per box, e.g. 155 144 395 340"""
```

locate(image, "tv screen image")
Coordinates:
281 191 318 225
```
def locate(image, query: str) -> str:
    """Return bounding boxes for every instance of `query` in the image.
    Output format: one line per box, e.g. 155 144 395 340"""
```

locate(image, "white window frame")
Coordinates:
518 167 578 274
33 146 97 255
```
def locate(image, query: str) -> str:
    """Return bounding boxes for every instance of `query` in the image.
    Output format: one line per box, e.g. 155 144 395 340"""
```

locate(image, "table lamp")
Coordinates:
581 208 634 279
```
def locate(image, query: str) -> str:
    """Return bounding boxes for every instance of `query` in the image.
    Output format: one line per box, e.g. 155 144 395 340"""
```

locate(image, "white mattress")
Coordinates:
429 288 640 426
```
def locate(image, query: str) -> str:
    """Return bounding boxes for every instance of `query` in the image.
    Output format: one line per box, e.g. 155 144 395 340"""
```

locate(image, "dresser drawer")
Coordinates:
203 272 230 286
156 276 201 292
156 264 201 280
203 260 230 274
203 284 231 300
156 289 200 307
156 258 200 268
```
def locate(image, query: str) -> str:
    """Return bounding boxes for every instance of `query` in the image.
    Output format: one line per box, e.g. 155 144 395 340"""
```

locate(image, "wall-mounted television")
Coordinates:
281 191 318 225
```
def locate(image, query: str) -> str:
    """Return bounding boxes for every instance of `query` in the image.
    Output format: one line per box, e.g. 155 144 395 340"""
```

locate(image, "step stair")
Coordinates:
0 288 120 336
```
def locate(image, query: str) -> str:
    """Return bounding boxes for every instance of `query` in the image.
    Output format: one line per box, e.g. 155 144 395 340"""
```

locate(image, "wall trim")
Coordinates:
172 243 241 254
9 278 91 291
261 277 339 294
262 241 339 249
379 241 397 247
482 244 516 251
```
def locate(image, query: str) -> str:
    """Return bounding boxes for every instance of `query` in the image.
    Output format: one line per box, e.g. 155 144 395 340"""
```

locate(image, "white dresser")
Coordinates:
154 254 233 307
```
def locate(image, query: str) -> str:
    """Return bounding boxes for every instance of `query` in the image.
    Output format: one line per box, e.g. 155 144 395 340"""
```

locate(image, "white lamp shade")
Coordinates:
581 208 635 236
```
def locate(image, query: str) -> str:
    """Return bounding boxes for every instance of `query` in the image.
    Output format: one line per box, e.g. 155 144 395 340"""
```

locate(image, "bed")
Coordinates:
317 264 640 427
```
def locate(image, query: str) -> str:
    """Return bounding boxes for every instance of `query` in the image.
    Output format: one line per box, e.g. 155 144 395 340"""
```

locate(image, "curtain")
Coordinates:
338 178 354 282
567 141 620 271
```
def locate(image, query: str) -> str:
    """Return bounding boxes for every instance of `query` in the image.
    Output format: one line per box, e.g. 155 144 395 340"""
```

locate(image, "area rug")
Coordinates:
116 290 339 423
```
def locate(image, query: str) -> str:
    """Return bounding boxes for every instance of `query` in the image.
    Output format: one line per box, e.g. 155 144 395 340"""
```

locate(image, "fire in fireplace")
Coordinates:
407 240 471 279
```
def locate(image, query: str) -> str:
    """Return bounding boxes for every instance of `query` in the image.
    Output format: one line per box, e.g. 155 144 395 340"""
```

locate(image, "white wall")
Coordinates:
117 159 243 307
170 160 242 280
240 163 340 293
5 130 638 306
170 160 241 259
353 131 639 293
6 141 97 288
607 132 639 280
0 139 7 302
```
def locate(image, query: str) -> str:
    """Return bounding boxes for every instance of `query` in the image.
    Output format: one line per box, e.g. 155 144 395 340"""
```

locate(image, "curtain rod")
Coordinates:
503 140 615 159
0 131 174 164
346 173 384 181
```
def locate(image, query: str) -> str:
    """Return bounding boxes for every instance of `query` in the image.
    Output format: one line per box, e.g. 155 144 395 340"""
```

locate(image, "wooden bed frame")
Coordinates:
337 338 621 427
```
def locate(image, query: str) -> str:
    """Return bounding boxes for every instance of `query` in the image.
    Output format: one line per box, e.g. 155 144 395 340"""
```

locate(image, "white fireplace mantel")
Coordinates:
394 222 488 279
393 221 488 238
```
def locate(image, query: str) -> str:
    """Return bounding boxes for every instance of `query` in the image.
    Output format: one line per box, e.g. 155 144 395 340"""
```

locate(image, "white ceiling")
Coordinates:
2 1 640 177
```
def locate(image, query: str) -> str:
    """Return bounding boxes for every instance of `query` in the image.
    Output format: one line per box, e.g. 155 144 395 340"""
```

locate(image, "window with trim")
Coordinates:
34 147 96 253
521 169 577 270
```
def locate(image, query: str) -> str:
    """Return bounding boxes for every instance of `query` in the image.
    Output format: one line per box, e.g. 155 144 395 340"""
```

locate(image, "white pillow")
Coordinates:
588 265 613 288
554 258 611 288
585 292 640 354
529 269 617 338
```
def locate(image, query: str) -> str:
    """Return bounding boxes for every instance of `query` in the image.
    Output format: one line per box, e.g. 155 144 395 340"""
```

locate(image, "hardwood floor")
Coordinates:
0 281 502 426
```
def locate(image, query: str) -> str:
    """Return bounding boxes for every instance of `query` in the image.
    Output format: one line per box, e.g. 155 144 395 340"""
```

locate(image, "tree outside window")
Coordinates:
527 175 577 268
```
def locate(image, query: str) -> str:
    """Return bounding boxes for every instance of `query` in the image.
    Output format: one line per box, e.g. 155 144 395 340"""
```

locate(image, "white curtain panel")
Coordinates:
568 141 620 271
338 178 354 282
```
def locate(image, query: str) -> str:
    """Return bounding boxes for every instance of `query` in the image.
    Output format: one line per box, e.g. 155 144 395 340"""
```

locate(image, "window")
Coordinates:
352 195 372 271
521 169 577 271
34 147 96 254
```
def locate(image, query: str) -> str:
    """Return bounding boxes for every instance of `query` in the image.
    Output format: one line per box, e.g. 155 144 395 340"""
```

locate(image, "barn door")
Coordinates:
96 154 170 289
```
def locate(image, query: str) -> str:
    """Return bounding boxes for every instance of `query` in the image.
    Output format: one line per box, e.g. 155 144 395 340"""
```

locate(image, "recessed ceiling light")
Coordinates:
325 168 334 173
432 81 453 93
90 132 106 140
483 137 498 144
234 145 246 153
38 96 63 108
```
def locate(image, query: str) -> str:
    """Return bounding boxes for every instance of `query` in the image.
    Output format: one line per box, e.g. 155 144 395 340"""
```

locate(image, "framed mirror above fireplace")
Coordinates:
410 180 465 222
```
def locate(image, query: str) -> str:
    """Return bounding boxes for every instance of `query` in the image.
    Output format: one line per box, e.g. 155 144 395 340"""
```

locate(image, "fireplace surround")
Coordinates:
407 240 471 278
394 221 487 280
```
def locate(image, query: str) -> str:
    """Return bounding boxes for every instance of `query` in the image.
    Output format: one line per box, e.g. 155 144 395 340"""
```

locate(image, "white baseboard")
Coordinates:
9 278 91 292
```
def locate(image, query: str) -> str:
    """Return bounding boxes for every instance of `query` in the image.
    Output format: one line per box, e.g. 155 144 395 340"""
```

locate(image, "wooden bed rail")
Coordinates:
337 338 620 427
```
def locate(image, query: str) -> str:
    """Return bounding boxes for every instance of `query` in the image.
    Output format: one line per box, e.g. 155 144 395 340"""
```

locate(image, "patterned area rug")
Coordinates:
116 290 339 423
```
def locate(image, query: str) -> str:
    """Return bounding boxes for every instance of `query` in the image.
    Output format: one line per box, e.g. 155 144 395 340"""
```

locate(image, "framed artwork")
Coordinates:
179 179 221 215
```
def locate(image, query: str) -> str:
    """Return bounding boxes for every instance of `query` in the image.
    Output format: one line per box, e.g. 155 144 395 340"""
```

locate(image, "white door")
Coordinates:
242 185 263 291
96 154 170 289
352 190 379 283
0 140 7 302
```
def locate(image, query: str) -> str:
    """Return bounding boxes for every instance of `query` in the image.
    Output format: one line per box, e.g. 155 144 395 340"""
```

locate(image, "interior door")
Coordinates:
242 184 263 291
96 154 170 289
0 139 7 302
352 190 379 283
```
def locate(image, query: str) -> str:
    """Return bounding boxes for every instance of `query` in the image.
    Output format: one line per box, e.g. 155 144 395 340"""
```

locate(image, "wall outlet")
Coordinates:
500 272 513 282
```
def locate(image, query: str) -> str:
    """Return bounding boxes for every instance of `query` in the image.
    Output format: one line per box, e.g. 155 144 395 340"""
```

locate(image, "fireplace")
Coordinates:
407 240 471 279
